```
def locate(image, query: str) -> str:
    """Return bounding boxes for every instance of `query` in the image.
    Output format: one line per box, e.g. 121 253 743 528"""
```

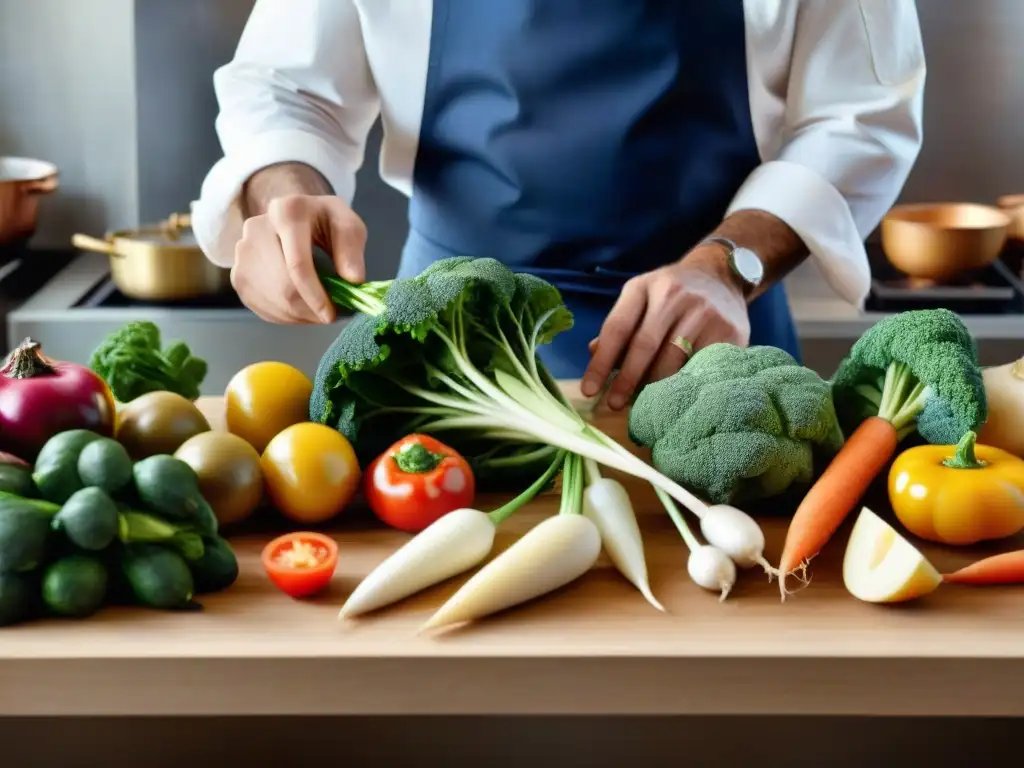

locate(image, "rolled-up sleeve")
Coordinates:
728 0 926 308
191 0 381 267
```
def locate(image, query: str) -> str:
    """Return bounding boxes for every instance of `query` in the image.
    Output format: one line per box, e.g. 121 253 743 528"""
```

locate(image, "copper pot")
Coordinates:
996 194 1024 241
881 203 1012 281
0 157 59 245
72 213 231 301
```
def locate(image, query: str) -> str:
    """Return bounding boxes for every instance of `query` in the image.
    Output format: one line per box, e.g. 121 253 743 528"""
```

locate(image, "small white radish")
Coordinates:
420 513 602 632
583 475 665 612
700 504 776 576
339 507 496 619
687 545 737 602
654 487 739 601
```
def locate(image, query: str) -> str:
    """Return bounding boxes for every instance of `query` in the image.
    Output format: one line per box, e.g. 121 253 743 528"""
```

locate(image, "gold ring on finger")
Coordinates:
671 336 694 356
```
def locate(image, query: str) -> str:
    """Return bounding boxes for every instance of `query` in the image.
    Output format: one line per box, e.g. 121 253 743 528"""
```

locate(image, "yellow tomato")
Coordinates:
225 362 313 454
260 422 361 524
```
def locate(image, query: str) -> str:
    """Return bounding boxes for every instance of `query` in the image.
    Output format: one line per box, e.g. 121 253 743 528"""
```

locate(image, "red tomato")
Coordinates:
261 532 338 599
364 434 475 533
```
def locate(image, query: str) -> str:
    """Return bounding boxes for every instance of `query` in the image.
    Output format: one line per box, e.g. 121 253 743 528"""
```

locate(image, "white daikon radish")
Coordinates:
700 504 775 575
654 488 736 600
977 356 1024 457
581 459 664 612
339 451 565 619
420 512 602 632
421 453 599 632
340 507 496 618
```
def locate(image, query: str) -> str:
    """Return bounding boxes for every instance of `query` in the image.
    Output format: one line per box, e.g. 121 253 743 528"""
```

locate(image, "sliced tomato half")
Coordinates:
261 531 339 598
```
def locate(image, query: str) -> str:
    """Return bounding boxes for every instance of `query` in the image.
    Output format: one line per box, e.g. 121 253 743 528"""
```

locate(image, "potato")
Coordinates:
115 391 210 460
175 431 264 526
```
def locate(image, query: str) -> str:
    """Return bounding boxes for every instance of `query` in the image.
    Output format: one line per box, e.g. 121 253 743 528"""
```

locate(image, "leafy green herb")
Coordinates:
88 321 207 402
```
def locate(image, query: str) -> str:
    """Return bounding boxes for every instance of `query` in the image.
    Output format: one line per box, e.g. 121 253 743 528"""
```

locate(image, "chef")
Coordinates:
193 0 925 410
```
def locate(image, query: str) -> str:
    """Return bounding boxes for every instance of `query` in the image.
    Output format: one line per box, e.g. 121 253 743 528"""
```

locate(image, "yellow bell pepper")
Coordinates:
888 430 1024 546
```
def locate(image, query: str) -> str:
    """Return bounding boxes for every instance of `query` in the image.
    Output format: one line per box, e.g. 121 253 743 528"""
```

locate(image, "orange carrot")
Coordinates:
943 550 1024 585
777 415 899 599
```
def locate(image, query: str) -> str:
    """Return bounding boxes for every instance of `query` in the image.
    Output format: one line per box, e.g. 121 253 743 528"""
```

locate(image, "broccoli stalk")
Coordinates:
310 258 717 520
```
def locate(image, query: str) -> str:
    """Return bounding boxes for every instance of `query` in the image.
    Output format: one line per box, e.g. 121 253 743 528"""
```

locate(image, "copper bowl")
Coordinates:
881 203 1011 281
997 194 1024 241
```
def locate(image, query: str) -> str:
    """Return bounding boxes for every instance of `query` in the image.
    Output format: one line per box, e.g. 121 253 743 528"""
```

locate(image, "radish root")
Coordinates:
755 555 780 581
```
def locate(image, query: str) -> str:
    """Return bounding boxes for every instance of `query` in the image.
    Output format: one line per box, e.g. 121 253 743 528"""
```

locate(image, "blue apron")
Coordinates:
399 0 801 378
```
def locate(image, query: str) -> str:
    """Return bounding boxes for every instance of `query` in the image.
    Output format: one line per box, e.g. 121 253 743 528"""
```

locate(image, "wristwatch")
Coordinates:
700 236 765 296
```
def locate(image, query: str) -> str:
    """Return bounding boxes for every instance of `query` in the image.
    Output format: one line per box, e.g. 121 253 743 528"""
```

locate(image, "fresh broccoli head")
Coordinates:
88 321 207 402
628 344 844 505
830 308 986 444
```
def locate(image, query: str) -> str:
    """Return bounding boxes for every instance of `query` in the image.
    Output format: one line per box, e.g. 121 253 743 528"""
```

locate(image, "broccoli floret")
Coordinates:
88 321 207 402
628 344 844 505
830 308 986 444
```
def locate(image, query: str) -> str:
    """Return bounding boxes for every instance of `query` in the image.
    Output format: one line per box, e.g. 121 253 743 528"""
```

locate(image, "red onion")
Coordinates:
0 451 29 468
0 337 116 461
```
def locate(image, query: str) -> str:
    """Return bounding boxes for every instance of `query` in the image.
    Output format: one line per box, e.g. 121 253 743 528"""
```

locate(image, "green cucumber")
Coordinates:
0 463 36 498
0 571 38 626
132 455 218 535
53 487 120 551
77 438 133 495
42 555 108 618
189 536 239 594
32 429 103 504
121 544 195 610
0 496 59 573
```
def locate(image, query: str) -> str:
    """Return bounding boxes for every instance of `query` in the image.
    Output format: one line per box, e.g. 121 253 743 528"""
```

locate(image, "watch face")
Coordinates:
731 246 764 285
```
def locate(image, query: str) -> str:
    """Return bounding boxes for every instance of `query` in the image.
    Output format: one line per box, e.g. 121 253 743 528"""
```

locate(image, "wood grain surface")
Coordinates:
2 385 1023 717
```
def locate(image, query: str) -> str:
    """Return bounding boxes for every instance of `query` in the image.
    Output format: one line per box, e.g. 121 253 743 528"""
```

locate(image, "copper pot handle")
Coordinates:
158 212 192 241
166 212 191 229
23 175 59 195
72 233 123 258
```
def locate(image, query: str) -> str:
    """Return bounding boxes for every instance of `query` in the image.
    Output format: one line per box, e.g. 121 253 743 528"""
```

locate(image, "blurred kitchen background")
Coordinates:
1 0 1022 392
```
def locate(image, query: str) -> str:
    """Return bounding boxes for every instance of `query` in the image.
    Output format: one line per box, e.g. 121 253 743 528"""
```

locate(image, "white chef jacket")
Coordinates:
192 0 926 308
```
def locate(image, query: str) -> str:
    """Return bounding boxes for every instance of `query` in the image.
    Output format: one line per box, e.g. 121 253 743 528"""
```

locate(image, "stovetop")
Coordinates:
863 240 1024 314
74 274 246 309
10 241 1024 316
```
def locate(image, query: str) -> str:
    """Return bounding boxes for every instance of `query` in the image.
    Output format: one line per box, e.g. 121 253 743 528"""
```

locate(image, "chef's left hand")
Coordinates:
581 245 751 410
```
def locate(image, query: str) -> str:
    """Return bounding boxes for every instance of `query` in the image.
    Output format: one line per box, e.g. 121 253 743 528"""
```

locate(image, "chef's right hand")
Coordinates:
232 194 367 324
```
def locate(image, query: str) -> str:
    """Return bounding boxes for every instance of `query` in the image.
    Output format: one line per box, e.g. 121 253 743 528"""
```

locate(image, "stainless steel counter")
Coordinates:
8 255 1023 394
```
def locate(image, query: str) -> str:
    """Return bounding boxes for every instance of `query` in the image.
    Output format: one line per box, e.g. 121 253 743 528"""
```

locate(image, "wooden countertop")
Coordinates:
3 387 1024 718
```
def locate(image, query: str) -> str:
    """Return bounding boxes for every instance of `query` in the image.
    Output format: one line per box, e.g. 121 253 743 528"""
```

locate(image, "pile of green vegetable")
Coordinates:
89 320 208 402
0 428 238 627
